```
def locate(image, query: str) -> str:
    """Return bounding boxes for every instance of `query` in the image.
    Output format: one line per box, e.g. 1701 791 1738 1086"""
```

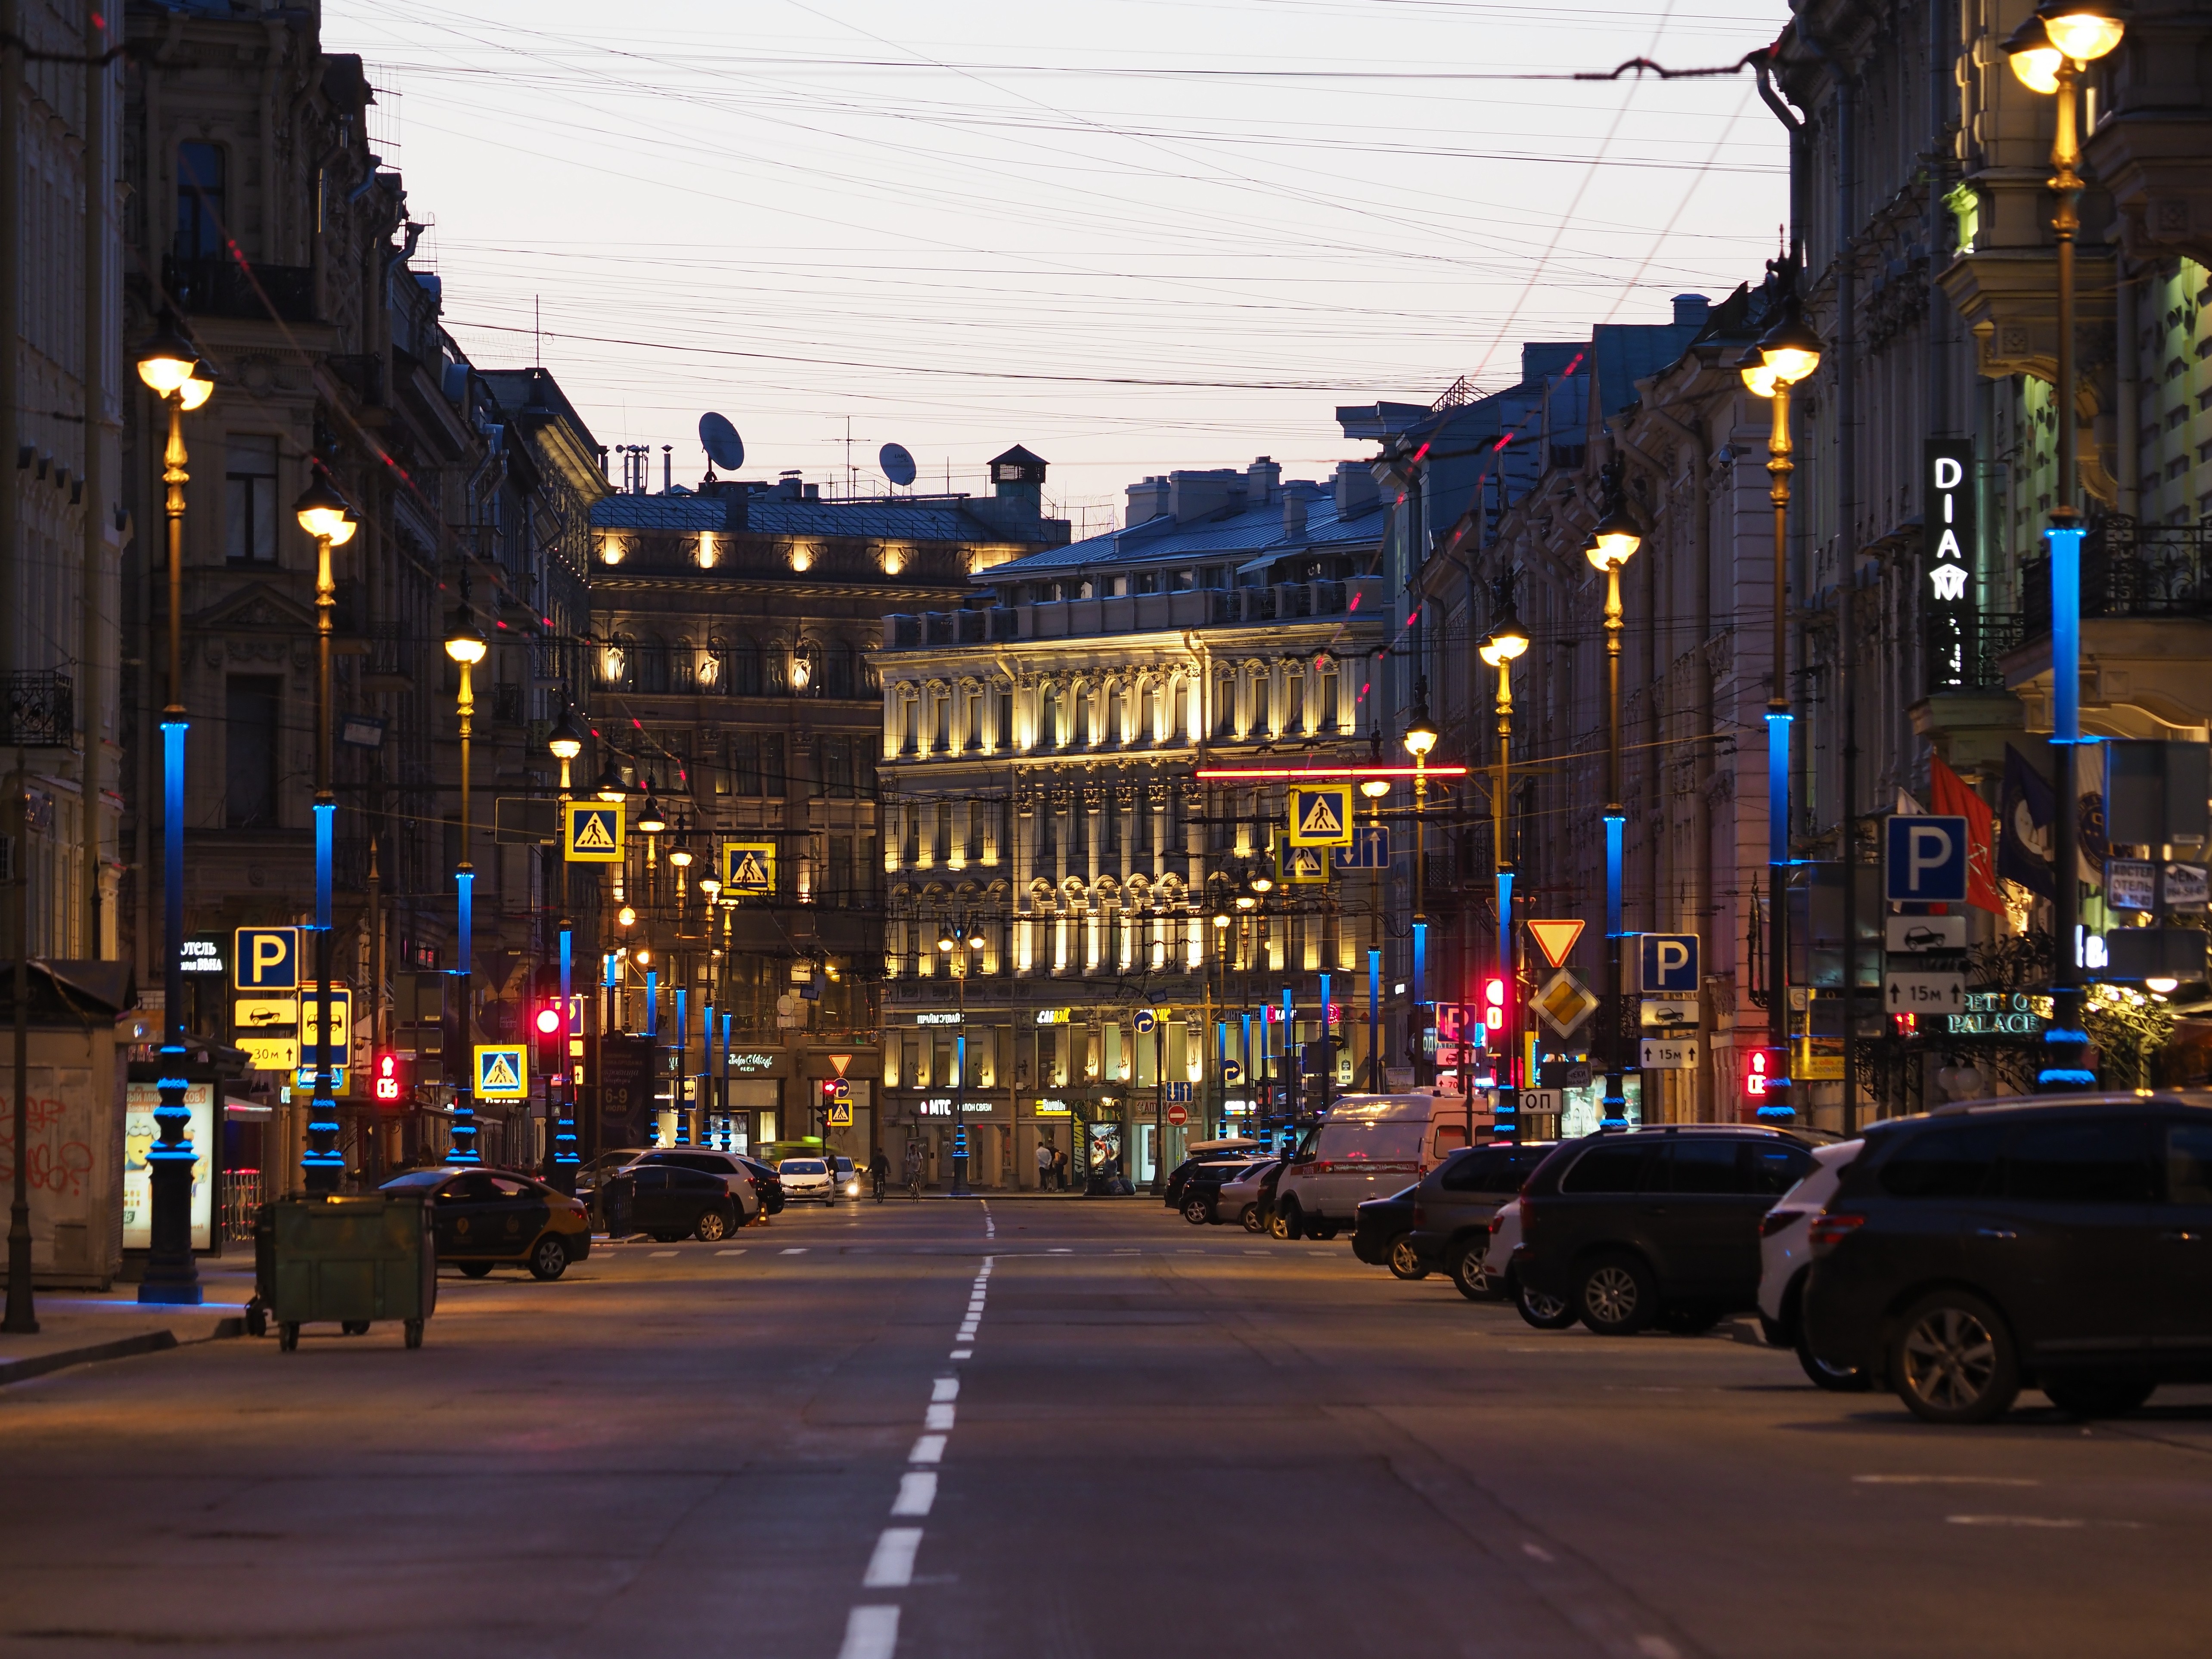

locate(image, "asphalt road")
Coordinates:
2 1197 2209 1659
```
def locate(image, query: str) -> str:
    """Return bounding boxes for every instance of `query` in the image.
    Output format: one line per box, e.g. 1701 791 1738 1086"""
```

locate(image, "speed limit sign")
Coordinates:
1165 1104 1189 1127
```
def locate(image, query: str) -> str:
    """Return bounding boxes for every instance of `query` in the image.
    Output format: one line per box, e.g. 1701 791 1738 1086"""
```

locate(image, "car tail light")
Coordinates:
1487 1212 1504 1235
1807 1212 1867 1253
1759 1208 1802 1239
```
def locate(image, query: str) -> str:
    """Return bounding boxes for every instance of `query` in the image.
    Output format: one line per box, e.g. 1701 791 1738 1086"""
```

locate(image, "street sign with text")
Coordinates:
1883 970 1967 1016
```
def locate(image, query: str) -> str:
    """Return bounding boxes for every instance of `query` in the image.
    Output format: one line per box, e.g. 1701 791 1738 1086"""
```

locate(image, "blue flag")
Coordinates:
1997 744 2054 899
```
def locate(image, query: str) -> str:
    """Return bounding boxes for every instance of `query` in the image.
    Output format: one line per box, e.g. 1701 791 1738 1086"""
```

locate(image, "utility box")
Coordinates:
0 961 132 1289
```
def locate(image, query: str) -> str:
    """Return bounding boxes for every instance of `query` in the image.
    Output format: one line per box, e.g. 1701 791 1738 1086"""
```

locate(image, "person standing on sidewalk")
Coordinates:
1034 1136 1054 1191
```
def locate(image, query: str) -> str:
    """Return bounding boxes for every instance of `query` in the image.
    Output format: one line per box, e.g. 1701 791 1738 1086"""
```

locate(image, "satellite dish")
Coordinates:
699 412 745 472
879 442 917 489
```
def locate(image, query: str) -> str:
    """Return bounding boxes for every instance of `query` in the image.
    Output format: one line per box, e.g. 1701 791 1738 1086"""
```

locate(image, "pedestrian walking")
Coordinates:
1034 1137 1055 1190
1053 1147 1070 1191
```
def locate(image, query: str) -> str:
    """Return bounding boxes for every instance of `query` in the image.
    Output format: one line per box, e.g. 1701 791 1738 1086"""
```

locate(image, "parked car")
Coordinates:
1353 1184 1425 1278
1179 1159 1269 1225
1755 1138 1867 1390
1489 1197 1575 1329
1800 1093 2212 1424
1408 1141 1558 1299
778 1157 836 1204
1511 1126 1819 1335
599 1164 741 1242
1165 1141 1266 1211
626 1149 765 1225
736 1155 786 1214
1273 1095 1480 1240
1217 1158 1284 1233
379 1166 592 1280
574 1148 639 1208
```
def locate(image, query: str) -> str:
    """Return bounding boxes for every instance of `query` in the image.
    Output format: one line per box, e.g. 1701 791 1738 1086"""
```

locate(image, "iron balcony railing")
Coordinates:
164 255 316 324
0 672 73 746
2020 517 2212 636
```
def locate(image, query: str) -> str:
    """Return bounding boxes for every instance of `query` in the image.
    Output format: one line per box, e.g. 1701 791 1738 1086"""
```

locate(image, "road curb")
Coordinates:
0 1317 246 1389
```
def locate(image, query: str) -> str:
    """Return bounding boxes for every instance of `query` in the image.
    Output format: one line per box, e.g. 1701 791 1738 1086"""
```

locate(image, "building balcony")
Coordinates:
882 576 1381 651
2006 518 2212 737
0 672 73 747
163 255 316 325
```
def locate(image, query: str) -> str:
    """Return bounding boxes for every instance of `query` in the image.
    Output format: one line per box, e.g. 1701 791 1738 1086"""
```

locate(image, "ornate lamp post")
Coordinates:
293 476 356 1193
1585 496 1641 1129
1738 289 1824 1125
1477 589 1531 1139
546 701 584 1190
134 318 214 1305
2004 0 2128 1091
1359 774 1392 1089
1403 690 1440 1085
444 603 487 1163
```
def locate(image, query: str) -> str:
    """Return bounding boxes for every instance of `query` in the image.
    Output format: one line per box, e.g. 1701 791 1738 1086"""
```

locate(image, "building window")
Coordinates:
966 692 983 750
176 142 225 260
965 803 984 863
224 436 279 563
935 802 952 863
1038 686 1058 749
1284 672 1305 735
995 688 1012 750
224 675 281 828
820 735 855 799
828 835 853 903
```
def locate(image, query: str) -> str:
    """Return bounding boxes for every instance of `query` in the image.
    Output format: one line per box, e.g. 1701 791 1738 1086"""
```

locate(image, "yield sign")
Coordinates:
1526 918 1586 969
1530 970 1600 1037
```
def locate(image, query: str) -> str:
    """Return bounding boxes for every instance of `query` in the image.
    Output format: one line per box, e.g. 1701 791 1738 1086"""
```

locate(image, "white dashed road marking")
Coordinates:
892 1472 937 1517
649 1250 677 1258
781 1248 807 1256
932 1378 959 1402
1523 1542 1555 1563
925 1403 956 1431
837 1606 899 1659
863 1527 923 1588
1855 1475 2038 1487
909 1434 947 1465
715 1248 746 1256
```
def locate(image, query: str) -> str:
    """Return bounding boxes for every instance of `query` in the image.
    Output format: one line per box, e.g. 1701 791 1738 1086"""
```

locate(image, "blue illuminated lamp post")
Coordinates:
444 602 488 1163
135 318 215 1304
546 701 585 1191
1738 284 1824 1124
1403 689 1440 1087
1478 589 1531 1138
1584 495 1641 1130
295 475 357 1192
2003 0 2128 1089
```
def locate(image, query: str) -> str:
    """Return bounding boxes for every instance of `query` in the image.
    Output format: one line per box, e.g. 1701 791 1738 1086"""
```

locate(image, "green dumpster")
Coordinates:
267 1193 436 1351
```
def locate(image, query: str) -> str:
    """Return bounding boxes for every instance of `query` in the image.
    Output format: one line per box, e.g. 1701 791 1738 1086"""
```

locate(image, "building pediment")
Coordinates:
189 583 317 636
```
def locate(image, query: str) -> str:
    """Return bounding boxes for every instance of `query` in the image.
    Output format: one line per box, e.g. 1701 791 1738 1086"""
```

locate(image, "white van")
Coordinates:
1272 1093 1484 1240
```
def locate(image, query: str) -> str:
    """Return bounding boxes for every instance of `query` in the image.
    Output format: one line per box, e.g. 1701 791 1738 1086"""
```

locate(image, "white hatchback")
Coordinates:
778 1157 836 1204
1756 1138 1866 1390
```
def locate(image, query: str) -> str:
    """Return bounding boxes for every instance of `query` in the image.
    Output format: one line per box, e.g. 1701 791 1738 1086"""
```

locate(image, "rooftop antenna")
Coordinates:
534 295 541 367
845 417 853 502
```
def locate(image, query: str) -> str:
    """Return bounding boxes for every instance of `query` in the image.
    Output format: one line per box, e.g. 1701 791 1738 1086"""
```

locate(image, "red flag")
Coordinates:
1929 754 2001 914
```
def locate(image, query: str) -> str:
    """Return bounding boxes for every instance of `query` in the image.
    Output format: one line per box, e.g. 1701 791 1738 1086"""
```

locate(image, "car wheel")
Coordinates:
1387 1235 1427 1281
695 1206 732 1243
1514 1278 1578 1331
1181 1196 1213 1226
2041 1374 2156 1418
1239 1204 1263 1234
527 1235 569 1281
1449 1243 1497 1302
1576 1253 1657 1336
1795 1337 1871 1392
457 1261 494 1279
1272 1201 1302 1241
1890 1290 2020 1425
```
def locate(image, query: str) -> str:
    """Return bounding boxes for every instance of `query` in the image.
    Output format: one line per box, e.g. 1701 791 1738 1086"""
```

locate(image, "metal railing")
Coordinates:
220 1169 265 1243
2021 517 2212 635
164 255 316 324
0 672 73 746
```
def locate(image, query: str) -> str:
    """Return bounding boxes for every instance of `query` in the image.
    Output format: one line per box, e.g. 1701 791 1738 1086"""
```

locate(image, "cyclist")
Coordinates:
869 1147 890 1203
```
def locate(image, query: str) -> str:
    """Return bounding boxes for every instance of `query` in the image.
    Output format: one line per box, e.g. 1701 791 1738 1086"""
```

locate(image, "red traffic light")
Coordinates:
1482 977 1506 1009
534 1003 562 1037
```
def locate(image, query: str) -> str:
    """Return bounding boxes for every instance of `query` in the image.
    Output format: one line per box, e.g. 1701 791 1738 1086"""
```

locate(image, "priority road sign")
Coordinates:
1334 825 1390 871
1166 1104 1189 1127
474 1044 528 1100
724 841 777 895
233 926 300 991
1637 933 1699 994
564 802 624 862
1883 970 1967 1015
1530 969 1599 1037
1289 785 1354 847
1884 814 1970 903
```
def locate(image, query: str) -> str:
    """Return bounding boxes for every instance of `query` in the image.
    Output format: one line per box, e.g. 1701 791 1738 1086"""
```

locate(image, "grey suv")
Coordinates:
1408 1141 1557 1299
1512 1126 1818 1335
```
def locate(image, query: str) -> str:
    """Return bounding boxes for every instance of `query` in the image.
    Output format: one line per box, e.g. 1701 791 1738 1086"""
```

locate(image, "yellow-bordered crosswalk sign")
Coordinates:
724 841 777 895
564 802 624 862
474 1045 527 1100
1275 833 1332 885
1289 785 1353 847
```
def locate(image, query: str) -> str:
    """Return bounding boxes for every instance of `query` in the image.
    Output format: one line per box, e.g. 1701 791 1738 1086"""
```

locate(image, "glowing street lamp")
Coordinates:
1584 481 1641 1128
445 604 487 1163
1477 588 1531 1138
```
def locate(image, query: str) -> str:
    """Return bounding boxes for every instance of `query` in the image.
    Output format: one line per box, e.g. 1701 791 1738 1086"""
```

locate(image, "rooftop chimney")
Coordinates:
1282 491 1308 539
1671 293 1710 327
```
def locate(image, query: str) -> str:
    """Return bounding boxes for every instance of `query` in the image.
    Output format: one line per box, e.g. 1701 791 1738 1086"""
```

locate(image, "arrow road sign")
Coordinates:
1133 1009 1157 1035
1885 814 1970 902
1639 1037 1699 1070
1333 825 1390 871
1883 970 1967 1015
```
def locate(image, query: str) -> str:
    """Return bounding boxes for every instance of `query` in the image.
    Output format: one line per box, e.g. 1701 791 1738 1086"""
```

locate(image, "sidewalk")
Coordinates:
0 1260 254 1387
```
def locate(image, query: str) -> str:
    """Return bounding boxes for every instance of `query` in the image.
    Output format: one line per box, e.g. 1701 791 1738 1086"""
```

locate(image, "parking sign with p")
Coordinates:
1884 815 1970 903
233 926 299 991
1637 934 1699 994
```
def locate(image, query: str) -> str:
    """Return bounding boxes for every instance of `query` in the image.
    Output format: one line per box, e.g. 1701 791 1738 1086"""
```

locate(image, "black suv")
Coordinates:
1801 1093 2212 1424
1512 1126 1818 1334
1410 1141 1557 1299
1165 1150 1263 1214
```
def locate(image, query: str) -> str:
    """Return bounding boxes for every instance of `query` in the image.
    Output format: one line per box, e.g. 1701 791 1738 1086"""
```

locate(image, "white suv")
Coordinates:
1756 1138 1865 1391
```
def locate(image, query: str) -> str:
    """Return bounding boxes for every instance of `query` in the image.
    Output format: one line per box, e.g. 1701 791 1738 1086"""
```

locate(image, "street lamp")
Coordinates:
444 603 487 1164
1478 587 1530 1140
1359 774 1391 1091
1738 287 1824 1126
294 475 357 1194
1403 686 1440 1084
1585 489 1641 1129
2004 0 2128 1092
546 699 585 1191
130 317 216 1307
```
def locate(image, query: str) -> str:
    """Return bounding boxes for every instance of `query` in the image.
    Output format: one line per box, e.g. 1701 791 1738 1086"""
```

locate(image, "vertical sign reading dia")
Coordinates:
1924 438 1976 691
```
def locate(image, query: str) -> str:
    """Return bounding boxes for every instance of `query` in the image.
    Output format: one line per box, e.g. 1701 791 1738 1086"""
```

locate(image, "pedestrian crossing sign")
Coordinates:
828 1102 853 1128
1288 785 1353 847
724 840 777 895
564 802 624 863
1275 834 1331 885
474 1044 527 1100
